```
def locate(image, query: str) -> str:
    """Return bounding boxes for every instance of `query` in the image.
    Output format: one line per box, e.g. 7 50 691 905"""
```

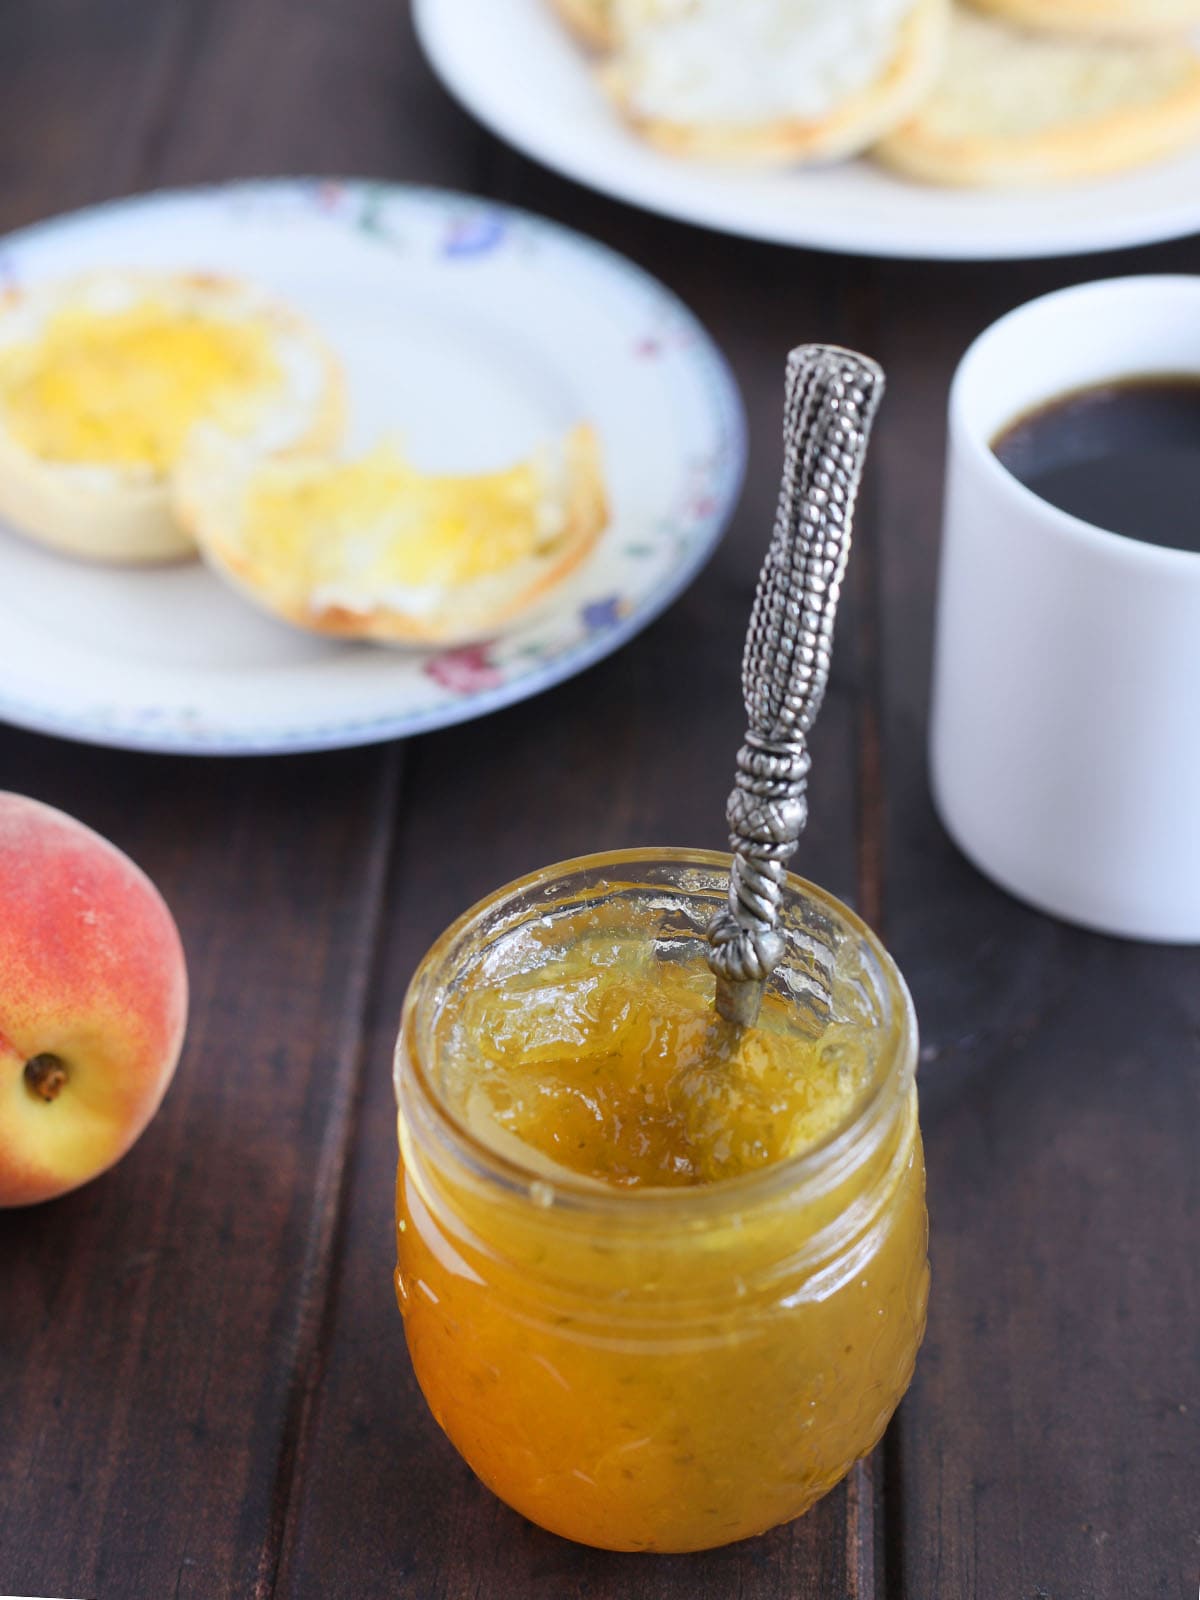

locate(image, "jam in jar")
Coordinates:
394 849 928 1552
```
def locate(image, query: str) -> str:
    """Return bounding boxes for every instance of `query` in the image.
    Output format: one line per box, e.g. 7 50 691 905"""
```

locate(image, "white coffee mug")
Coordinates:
931 275 1200 942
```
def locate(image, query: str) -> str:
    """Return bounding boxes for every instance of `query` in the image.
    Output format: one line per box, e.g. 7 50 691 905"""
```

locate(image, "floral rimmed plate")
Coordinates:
0 180 745 755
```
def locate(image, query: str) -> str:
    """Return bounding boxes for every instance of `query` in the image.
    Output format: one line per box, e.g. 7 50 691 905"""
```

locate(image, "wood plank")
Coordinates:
869 243 1200 1600
140 0 490 190
0 0 201 231
272 129 894 1593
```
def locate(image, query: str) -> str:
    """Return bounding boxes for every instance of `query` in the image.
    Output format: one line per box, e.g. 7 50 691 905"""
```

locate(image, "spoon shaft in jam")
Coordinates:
708 344 885 1029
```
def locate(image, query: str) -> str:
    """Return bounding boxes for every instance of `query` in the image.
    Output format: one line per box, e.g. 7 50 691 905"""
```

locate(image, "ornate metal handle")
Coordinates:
707 344 885 1028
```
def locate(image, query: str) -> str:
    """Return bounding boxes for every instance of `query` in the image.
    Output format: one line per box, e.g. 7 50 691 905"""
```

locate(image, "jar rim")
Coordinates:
396 846 918 1222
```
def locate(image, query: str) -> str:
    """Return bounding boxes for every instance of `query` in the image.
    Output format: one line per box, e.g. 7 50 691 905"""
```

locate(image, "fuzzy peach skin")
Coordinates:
0 793 188 1206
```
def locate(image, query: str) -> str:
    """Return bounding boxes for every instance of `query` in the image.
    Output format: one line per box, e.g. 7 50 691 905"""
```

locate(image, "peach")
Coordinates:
0 792 187 1206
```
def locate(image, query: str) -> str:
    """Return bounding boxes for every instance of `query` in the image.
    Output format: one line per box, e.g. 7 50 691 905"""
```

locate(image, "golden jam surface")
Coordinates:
397 926 929 1552
439 936 872 1188
0 297 281 470
242 444 552 592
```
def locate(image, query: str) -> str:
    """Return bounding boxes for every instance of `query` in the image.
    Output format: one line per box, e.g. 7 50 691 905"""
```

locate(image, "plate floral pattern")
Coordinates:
0 180 745 754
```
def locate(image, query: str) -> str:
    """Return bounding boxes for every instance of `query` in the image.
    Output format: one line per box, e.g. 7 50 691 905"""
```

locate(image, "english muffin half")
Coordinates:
965 0 1200 39
601 0 950 165
875 6 1200 185
174 425 609 646
0 271 343 564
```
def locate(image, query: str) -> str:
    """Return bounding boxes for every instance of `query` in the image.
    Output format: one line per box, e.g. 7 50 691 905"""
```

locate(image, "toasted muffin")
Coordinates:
600 0 949 165
173 425 608 646
964 0 1200 38
549 0 616 48
875 7 1200 185
0 271 343 564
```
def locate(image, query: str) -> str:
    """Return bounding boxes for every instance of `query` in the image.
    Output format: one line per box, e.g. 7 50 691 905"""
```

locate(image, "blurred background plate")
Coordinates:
0 179 745 755
415 0 1200 261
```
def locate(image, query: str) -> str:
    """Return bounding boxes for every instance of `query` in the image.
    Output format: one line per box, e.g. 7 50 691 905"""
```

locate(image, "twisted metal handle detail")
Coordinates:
708 344 885 1027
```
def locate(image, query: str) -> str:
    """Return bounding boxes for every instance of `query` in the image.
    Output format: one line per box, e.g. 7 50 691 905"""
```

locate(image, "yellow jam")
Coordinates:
241 442 551 592
0 294 281 470
395 856 928 1552
442 938 870 1188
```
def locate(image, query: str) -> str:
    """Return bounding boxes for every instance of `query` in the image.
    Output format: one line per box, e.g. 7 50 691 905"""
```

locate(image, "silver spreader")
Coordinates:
707 344 885 1028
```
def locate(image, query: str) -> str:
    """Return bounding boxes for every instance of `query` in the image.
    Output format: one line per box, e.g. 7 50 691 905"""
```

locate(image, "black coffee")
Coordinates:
991 375 1200 555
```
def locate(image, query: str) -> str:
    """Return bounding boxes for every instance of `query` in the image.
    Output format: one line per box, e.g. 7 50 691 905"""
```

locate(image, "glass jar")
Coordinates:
394 849 928 1553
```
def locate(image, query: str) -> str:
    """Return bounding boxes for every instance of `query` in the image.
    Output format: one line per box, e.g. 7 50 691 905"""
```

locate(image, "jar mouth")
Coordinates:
396 846 918 1222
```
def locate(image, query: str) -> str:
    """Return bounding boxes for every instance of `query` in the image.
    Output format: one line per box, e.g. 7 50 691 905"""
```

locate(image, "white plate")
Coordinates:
0 180 744 755
414 0 1200 261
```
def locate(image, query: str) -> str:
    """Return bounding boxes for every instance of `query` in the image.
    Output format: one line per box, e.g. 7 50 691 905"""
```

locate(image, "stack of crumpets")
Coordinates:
0 269 608 644
547 0 1200 186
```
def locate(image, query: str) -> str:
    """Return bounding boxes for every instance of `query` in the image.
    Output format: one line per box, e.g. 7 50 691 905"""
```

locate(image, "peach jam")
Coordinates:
394 850 928 1552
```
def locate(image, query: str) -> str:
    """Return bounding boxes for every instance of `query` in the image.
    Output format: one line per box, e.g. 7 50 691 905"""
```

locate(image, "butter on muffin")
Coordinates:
600 0 950 165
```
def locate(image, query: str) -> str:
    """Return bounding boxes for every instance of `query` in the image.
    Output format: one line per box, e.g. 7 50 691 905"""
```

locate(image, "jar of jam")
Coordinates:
394 848 928 1553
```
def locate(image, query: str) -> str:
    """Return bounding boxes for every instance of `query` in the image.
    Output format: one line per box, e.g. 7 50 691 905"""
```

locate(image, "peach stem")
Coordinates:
24 1054 67 1102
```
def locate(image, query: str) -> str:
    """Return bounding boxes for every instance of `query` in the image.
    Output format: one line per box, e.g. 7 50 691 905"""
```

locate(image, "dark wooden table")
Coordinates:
1 4 1197 1597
